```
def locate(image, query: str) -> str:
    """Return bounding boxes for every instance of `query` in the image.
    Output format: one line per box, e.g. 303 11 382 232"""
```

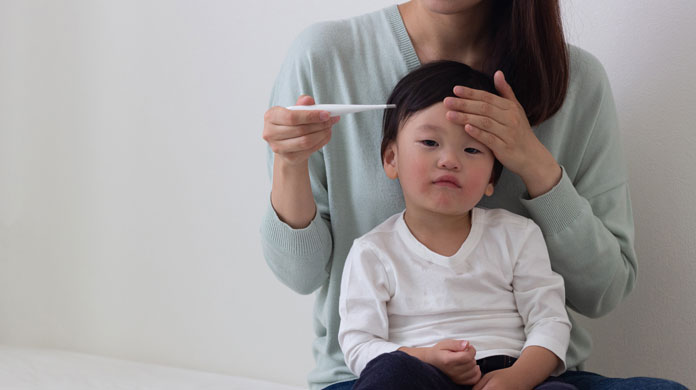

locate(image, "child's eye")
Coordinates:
420 140 438 147
465 147 481 154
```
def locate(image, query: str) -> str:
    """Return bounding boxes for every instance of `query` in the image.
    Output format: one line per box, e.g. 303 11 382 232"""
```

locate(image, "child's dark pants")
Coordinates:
351 350 577 390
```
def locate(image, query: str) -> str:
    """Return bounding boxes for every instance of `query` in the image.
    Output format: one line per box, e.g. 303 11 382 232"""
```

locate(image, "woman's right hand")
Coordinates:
263 95 340 228
262 95 340 166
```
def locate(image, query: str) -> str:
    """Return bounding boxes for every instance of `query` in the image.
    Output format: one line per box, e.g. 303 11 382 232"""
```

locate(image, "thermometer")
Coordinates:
286 104 396 116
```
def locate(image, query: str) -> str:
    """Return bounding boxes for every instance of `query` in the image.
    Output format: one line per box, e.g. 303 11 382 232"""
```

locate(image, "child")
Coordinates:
338 61 574 390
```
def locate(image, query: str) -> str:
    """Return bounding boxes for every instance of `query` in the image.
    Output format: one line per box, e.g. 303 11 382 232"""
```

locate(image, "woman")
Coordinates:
260 1 685 389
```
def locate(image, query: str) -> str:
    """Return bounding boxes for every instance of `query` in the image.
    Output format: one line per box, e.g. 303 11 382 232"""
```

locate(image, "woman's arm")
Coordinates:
523 168 636 317
259 29 339 295
260 149 333 295
265 95 337 228
444 50 636 318
520 51 637 317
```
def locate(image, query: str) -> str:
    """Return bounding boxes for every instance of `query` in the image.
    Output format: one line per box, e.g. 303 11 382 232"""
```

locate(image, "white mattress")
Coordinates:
0 345 305 390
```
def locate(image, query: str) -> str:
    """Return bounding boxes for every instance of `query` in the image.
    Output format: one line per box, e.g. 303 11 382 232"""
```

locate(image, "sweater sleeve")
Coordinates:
259 25 335 295
512 222 571 376
521 50 637 318
338 241 401 376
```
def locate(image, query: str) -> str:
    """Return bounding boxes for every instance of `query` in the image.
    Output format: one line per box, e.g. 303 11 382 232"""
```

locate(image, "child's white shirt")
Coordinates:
338 207 571 377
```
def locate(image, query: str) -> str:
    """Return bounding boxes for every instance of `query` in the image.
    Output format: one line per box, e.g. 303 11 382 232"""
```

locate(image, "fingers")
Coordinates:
266 105 332 127
472 371 491 390
267 116 339 142
445 109 506 136
281 128 332 161
440 342 478 372
463 343 476 359
443 91 518 133
431 341 482 386
451 362 481 386
436 339 476 361
270 126 333 154
443 96 507 124
463 364 483 385
263 94 340 158
437 339 469 352
493 70 518 102
463 124 505 153
295 94 315 106
447 110 508 156
452 85 513 110
449 343 477 370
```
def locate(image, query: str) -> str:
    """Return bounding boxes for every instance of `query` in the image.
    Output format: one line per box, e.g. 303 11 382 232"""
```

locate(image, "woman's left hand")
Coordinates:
443 71 562 198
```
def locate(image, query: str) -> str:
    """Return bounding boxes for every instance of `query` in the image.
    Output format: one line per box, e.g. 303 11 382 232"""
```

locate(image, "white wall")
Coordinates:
0 1 693 388
561 2 696 387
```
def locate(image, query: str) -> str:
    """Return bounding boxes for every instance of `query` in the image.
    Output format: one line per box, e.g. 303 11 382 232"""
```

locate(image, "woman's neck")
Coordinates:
398 1 492 68
403 208 473 257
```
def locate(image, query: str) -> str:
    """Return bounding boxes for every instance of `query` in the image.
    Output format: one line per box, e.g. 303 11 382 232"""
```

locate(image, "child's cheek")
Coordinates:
399 158 430 195
467 168 494 190
411 160 431 188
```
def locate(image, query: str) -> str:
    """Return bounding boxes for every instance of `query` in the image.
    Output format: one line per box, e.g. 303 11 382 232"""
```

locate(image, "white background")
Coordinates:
0 1 694 388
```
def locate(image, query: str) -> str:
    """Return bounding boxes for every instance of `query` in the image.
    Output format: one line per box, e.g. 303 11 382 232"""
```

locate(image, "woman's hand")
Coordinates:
262 95 340 228
443 71 561 198
263 95 340 166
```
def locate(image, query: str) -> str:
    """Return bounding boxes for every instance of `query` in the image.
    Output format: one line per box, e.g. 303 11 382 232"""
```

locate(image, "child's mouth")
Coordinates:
433 175 461 188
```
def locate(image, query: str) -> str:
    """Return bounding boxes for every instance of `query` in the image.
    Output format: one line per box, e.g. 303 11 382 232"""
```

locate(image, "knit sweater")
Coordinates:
260 5 636 390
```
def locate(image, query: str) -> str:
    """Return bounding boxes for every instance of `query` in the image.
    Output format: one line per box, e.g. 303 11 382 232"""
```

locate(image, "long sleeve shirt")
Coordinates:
338 208 571 377
260 5 636 390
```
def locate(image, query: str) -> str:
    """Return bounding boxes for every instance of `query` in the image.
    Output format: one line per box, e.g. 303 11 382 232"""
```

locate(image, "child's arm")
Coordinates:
507 221 572 385
473 346 559 390
338 242 401 376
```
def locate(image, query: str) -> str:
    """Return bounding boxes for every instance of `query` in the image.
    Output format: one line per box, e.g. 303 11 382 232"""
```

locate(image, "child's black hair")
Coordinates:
382 60 504 184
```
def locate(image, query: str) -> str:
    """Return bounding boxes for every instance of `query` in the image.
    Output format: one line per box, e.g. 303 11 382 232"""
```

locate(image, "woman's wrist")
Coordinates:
274 153 310 177
521 156 562 199
271 156 317 228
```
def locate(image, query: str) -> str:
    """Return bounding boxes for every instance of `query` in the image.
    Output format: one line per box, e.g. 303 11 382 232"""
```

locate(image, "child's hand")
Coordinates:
473 366 529 390
425 340 481 385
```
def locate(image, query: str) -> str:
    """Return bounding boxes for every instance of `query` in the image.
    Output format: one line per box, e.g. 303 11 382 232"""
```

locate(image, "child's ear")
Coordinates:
484 182 494 197
383 143 398 180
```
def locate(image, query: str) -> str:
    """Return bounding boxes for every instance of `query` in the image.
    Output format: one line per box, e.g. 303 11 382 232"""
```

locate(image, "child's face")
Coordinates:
383 102 495 217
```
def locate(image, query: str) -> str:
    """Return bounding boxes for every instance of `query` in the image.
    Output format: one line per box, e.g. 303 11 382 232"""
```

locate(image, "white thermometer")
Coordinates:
286 104 396 116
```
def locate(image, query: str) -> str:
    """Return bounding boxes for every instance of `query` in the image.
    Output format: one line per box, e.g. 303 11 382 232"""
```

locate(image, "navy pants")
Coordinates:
332 351 576 390
325 351 687 390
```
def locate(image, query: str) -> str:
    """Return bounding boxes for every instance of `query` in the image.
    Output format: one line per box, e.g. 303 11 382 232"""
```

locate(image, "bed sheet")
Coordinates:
0 345 305 390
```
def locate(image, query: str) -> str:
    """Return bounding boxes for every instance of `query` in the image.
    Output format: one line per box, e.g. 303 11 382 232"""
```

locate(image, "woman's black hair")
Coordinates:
486 0 568 126
382 60 503 185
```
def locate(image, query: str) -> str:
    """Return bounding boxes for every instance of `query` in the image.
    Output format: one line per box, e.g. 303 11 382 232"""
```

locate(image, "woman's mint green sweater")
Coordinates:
261 6 636 390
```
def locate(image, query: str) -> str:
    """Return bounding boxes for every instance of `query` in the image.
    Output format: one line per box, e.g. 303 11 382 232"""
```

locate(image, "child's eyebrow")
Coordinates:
416 124 442 132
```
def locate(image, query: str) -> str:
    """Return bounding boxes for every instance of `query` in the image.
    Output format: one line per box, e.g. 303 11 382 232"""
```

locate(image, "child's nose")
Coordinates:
437 149 461 170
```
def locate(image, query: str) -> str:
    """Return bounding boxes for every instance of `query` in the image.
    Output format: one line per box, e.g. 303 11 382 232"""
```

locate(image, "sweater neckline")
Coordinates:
385 5 421 72
396 208 484 274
